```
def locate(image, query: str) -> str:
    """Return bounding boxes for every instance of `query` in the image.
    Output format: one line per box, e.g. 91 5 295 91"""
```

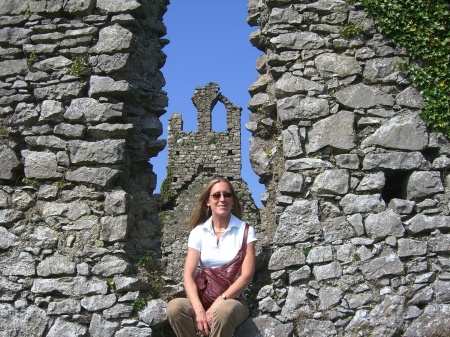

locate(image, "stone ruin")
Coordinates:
0 0 449 336
241 0 450 336
0 0 170 335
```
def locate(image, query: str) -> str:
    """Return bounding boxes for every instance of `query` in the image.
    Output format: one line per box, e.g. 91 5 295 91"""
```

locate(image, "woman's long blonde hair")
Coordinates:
188 177 243 229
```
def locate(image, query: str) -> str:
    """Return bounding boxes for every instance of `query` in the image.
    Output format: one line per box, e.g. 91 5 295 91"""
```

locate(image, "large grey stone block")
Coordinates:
0 145 20 181
306 111 357 153
335 83 395 109
364 209 404 241
362 111 428 151
360 253 404 279
312 169 349 195
315 53 361 79
406 171 444 200
268 245 306 271
340 194 385 214
274 200 321 244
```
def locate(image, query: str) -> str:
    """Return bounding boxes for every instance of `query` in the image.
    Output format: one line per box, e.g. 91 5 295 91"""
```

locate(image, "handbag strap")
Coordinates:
240 223 250 250
214 223 250 276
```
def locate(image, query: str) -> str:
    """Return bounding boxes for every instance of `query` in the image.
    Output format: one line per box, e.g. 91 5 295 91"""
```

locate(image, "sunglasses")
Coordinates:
210 192 233 200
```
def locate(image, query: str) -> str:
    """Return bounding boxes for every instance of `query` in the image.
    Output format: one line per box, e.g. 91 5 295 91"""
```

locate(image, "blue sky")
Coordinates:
151 0 265 206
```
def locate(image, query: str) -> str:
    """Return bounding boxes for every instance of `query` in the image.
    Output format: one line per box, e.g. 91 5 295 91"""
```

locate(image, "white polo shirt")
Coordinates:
188 214 257 269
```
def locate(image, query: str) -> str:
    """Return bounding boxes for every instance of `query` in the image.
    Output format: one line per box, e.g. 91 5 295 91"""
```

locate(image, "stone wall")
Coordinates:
2 0 450 336
0 0 170 335
239 0 450 336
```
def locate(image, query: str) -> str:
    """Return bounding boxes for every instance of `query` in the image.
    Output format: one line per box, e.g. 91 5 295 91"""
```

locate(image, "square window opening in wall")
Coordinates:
228 150 233 156
176 151 180 155
172 177 178 182
382 171 409 203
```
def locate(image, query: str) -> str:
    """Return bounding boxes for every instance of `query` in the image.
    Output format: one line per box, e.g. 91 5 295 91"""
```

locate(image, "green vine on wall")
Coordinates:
159 164 175 208
349 0 450 137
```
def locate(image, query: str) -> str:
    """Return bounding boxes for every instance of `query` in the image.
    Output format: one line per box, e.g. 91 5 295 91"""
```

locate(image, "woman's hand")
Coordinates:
183 248 212 334
205 301 218 327
195 308 210 335
206 307 214 328
205 296 225 327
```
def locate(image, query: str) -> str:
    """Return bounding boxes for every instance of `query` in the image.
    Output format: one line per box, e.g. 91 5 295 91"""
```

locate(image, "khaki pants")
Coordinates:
167 297 249 337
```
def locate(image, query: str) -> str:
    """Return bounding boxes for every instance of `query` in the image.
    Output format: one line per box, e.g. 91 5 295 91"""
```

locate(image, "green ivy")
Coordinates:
348 0 450 137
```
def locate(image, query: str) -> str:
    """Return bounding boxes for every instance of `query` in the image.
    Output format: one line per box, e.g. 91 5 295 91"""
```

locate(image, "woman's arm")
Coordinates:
184 247 210 334
206 241 256 320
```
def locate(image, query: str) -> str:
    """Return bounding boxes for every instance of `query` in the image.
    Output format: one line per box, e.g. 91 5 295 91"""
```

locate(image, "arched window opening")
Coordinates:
211 102 227 132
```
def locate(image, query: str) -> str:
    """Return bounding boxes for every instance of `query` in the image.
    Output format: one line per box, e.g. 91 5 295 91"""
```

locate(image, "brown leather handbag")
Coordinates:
194 223 250 309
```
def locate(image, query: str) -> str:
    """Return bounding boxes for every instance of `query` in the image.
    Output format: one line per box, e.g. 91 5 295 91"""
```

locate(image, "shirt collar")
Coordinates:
199 214 241 233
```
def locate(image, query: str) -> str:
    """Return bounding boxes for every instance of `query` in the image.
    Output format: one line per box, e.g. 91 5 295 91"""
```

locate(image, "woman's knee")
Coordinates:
214 299 248 324
166 298 186 318
215 300 237 317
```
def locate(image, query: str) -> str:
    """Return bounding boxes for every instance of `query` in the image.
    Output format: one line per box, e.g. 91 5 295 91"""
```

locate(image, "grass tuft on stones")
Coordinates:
339 24 364 38
68 54 91 77
132 297 147 311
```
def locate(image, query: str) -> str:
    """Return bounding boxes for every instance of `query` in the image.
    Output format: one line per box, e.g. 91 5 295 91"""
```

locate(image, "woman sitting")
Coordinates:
167 177 257 337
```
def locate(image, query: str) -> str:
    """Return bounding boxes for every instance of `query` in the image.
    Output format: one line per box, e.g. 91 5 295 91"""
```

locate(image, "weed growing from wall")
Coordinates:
159 165 175 208
68 54 91 77
0 127 8 136
136 252 166 299
22 177 39 188
208 135 217 145
340 24 364 38
132 297 147 311
26 51 38 65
